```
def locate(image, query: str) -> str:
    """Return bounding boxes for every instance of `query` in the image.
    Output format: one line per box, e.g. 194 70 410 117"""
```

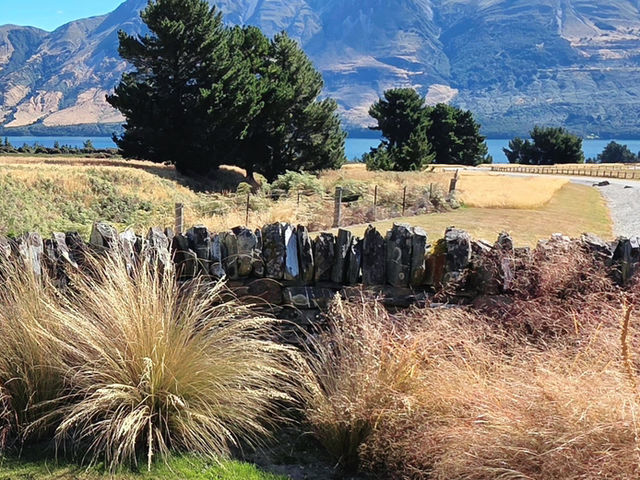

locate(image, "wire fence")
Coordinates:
175 176 459 232
491 164 640 179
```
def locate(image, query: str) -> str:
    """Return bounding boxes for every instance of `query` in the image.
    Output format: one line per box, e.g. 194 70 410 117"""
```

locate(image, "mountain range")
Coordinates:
2 0 640 137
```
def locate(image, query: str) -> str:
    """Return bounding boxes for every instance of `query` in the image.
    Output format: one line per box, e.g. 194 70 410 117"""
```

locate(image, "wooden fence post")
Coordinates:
245 193 251 226
402 186 407 216
174 203 184 235
333 187 343 228
373 185 378 221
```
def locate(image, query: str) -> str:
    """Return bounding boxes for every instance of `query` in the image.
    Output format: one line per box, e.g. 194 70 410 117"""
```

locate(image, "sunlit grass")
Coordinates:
339 183 612 247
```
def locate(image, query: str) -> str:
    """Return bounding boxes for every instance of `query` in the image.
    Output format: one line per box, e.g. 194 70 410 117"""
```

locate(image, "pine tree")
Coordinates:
235 32 345 181
107 0 251 173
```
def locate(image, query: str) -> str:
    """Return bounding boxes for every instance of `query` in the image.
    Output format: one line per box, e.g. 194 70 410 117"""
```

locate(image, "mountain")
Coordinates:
2 0 640 137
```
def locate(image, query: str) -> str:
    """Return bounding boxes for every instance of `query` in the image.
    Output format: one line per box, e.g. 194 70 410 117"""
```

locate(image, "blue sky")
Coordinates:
1 0 124 31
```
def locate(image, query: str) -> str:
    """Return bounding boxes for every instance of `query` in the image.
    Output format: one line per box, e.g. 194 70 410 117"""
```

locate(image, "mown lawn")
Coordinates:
339 183 612 247
0 453 286 480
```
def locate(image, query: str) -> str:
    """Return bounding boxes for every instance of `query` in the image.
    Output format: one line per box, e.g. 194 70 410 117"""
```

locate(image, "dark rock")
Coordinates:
221 231 240 280
346 237 363 285
332 229 352 283
444 227 472 282
18 232 43 277
283 287 336 309
581 233 614 261
594 181 610 187
233 227 258 277
495 232 514 253
614 236 640 284
65 232 86 266
262 223 286 280
297 225 314 284
284 224 300 282
313 233 335 282
89 222 117 249
187 225 211 275
172 234 198 279
253 229 265 278
209 234 225 278
362 225 385 286
410 227 429 286
246 278 284 305
385 223 413 288
119 228 138 272
145 227 171 271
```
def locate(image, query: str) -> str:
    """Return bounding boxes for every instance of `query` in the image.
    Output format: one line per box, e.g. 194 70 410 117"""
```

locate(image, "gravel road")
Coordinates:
580 180 640 238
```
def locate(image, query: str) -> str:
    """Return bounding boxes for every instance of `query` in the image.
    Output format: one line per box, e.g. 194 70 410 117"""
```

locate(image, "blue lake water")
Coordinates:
347 138 640 164
5 136 640 164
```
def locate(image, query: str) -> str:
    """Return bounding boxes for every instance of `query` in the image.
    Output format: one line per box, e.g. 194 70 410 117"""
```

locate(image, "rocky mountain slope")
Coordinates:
2 0 640 136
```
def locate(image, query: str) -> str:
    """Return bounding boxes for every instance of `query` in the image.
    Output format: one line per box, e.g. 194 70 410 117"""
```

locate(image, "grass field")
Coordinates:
339 182 611 247
0 156 612 242
0 454 285 480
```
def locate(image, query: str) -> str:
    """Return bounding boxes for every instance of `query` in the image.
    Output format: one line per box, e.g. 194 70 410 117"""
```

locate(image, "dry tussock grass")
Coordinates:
304 288 640 479
0 253 301 471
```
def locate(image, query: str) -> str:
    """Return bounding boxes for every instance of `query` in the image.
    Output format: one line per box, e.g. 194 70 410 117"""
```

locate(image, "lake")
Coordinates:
5 136 640 164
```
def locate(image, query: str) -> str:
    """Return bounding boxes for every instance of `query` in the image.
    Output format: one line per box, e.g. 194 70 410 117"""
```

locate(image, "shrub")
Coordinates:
270 171 323 196
303 295 640 479
302 297 425 471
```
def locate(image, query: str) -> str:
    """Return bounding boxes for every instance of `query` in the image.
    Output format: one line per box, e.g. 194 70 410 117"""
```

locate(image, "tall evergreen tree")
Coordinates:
235 32 345 181
367 88 434 171
108 4 345 179
108 0 247 173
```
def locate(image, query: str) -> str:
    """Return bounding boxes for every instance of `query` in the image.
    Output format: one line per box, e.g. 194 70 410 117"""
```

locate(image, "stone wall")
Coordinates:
1 221 638 310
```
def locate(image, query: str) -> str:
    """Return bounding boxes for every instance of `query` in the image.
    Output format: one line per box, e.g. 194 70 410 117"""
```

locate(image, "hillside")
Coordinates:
3 0 640 136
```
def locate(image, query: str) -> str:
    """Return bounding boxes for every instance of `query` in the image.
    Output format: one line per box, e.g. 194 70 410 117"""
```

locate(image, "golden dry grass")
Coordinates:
340 183 612 247
0 253 300 471
457 172 568 208
0 156 612 243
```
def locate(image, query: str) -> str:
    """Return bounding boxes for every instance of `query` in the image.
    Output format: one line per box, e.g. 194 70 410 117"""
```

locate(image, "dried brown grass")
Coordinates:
303 290 640 479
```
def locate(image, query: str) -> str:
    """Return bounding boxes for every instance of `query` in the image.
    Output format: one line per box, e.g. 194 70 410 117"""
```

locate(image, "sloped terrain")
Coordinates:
3 0 640 135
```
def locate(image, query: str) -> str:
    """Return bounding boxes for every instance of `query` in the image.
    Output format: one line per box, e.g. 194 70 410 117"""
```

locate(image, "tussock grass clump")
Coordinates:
0 253 299 471
0 261 66 445
51 255 298 470
303 295 640 479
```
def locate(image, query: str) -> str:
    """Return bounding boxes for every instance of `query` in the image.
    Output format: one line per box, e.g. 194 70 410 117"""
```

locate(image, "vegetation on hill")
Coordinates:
504 126 584 165
108 0 345 180
596 140 638 164
365 88 491 170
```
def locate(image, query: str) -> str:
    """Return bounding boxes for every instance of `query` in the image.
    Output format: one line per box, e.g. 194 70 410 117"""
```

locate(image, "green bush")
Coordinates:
271 171 323 195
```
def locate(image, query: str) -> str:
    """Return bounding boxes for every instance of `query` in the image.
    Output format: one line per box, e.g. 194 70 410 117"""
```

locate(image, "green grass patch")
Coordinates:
0 453 286 480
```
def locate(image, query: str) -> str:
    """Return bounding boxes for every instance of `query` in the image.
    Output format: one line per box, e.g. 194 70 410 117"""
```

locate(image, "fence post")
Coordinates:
174 202 184 235
245 193 250 226
373 185 378 221
333 187 343 228
449 170 459 193
402 186 407 216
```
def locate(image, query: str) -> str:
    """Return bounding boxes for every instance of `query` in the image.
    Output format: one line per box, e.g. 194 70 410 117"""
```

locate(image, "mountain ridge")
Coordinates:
2 0 640 137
